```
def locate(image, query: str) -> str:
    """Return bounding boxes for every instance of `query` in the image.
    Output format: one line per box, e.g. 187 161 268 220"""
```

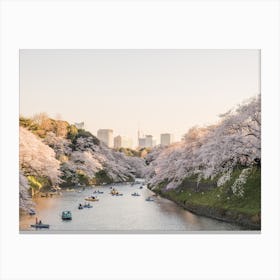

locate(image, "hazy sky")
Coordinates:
20 49 260 147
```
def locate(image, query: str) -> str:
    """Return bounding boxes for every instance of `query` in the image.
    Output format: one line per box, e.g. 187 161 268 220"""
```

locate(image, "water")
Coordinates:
20 183 242 232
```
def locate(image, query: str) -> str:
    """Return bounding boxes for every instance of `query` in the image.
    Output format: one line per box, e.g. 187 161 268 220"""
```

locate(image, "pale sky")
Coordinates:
20 49 260 147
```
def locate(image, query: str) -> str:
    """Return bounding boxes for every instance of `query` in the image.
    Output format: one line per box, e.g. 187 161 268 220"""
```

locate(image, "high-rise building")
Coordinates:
138 137 146 148
160 133 173 146
138 135 154 148
114 135 133 149
145 135 153 148
114 135 122 149
97 129 113 148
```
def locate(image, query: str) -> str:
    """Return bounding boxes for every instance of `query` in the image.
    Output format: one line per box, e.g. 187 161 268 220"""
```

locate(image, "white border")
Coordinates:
1 1 279 280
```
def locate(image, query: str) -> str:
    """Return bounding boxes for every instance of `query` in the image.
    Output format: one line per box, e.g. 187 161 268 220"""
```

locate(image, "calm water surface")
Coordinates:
20 183 242 232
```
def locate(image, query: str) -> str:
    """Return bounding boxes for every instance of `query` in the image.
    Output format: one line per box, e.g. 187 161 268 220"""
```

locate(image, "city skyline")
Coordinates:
95 127 174 149
20 49 260 147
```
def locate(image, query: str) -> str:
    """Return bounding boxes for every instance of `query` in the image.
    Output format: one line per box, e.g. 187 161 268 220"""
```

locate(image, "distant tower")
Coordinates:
138 137 146 148
97 129 113 148
160 133 173 146
145 135 153 148
137 121 140 142
138 134 154 148
114 135 122 149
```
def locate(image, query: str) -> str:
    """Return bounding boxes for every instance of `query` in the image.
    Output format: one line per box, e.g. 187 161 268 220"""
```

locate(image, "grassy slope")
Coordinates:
152 167 261 228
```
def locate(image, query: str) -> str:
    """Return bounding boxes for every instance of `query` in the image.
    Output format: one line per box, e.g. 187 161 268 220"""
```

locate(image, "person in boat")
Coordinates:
91 196 95 199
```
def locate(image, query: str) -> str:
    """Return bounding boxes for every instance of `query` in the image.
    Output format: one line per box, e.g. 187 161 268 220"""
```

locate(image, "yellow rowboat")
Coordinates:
84 197 99 202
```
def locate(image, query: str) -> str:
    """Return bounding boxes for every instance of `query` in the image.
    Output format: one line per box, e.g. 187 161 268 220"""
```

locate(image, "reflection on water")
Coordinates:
20 183 242 232
181 211 200 225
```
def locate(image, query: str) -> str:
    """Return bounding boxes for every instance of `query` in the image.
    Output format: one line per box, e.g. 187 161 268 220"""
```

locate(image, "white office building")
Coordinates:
97 129 113 148
145 135 153 148
138 135 154 148
160 133 173 146
114 135 133 149
138 137 146 148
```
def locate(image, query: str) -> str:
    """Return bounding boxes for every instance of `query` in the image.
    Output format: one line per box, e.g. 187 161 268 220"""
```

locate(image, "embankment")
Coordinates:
149 167 261 230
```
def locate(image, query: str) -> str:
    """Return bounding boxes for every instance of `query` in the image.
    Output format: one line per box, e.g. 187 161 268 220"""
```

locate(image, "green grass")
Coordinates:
160 167 261 216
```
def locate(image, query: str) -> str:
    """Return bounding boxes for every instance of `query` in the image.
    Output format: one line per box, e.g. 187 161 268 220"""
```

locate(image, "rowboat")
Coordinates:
83 203 93 208
93 190 104 194
29 209 36 215
84 197 99 202
110 189 117 195
131 192 140 196
62 211 72 220
31 223 49 229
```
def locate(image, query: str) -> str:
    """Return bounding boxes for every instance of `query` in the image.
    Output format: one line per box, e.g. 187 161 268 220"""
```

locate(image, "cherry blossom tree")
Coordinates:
145 95 261 193
19 171 34 211
19 127 61 184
